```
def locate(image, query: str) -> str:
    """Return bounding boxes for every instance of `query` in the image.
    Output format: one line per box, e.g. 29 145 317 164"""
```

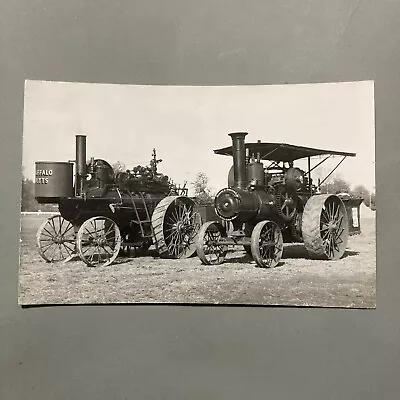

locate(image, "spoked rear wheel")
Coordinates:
76 217 121 267
196 221 228 265
251 220 283 268
152 196 202 259
302 194 349 260
36 215 76 263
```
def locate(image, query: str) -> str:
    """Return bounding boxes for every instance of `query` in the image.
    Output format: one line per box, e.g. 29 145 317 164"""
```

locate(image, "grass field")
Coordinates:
18 214 376 307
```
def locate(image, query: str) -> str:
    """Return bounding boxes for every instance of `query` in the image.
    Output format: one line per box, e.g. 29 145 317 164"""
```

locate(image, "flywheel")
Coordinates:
275 184 297 222
151 196 202 259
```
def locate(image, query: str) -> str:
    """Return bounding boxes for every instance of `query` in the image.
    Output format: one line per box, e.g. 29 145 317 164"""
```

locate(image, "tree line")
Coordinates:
318 176 375 209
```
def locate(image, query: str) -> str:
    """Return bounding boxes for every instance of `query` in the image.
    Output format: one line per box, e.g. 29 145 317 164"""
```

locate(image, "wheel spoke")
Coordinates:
322 229 330 240
105 229 116 240
329 202 336 220
104 223 115 237
41 241 55 251
164 228 177 242
39 233 55 240
327 202 333 220
58 217 64 235
97 244 103 263
335 215 344 229
334 228 345 244
332 203 339 222
43 226 55 237
321 210 330 224
48 244 58 262
58 243 65 260
169 232 181 253
50 218 57 234
61 242 74 256
41 242 55 252
63 224 74 235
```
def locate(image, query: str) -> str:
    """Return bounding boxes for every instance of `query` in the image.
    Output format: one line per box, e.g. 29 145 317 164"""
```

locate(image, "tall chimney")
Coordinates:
76 135 86 176
229 132 248 189
75 135 86 196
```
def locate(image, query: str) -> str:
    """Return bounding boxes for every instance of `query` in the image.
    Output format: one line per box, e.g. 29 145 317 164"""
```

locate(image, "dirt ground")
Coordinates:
18 214 376 308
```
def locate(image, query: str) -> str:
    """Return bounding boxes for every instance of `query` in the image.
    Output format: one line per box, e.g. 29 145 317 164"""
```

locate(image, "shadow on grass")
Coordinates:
221 253 286 269
342 250 360 258
55 246 359 268
283 244 359 260
59 254 135 267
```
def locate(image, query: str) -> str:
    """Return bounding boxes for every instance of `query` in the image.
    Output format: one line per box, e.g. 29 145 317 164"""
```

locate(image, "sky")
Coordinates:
22 80 375 195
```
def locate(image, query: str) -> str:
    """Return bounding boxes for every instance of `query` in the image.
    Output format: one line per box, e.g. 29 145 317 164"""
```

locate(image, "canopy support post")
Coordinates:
317 156 347 189
309 155 332 173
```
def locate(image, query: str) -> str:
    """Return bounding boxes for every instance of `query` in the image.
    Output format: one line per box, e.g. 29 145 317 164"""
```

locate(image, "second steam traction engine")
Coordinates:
196 132 362 268
35 135 201 267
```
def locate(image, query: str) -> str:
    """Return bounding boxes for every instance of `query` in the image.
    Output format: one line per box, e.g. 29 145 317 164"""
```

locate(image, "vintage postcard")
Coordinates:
19 80 376 307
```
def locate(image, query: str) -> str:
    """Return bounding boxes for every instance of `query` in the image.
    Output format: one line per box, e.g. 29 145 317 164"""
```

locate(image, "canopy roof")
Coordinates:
213 142 356 162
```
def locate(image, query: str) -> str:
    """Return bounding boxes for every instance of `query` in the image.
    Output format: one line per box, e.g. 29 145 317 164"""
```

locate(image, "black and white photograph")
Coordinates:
19 79 376 307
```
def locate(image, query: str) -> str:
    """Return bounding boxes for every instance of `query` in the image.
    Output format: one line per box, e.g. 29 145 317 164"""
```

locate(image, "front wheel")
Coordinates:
251 220 283 268
36 215 76 263
196 221 228 265
76 216 121 267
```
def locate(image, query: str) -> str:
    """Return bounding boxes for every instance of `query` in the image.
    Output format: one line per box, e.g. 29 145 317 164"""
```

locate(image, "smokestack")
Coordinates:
229 132 248 189
76 135 86 176
75 135 86 196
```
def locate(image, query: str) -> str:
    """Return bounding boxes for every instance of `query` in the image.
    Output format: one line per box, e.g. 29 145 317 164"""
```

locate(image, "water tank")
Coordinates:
35 161 74 203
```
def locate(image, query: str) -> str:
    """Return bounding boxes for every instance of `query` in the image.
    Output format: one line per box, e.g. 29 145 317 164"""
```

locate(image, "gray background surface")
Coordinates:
0 1 398 398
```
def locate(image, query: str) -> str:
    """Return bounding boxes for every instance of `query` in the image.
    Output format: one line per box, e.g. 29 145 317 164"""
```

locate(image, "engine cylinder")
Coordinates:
35 161 74 203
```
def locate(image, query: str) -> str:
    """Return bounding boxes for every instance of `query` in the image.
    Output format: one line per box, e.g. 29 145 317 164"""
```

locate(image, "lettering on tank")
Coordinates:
35 169 53 184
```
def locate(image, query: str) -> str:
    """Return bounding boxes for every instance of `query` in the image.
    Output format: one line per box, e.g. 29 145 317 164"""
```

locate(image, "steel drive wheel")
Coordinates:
251 220 284 268
76 216 121 267
151 196 202 259
196 221 228 265
302 194 349 260
36 215 76 262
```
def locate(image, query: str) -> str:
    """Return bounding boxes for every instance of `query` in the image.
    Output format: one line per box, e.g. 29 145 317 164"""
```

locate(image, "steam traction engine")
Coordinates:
35 135 201 267
196 132 362 268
